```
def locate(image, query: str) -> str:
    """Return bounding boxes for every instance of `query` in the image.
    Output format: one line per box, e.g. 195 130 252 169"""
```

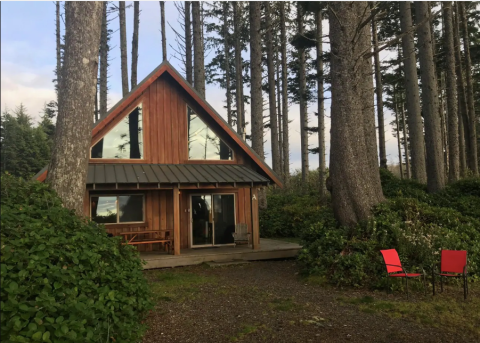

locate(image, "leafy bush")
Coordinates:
260 169 328 238
282 169 480 288
299 198 480 288
1 174 152 342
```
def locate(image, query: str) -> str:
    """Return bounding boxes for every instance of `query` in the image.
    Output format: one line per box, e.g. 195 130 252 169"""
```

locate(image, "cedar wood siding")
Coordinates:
84 73 257 251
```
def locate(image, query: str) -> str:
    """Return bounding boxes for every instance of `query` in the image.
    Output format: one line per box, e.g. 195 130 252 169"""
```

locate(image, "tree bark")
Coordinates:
249 1 265 208
442 3 460 182
99 1 108 119
415 1 446 192
280 2 289 180
131 1 139 89
249 1 263 159
316 9 326 198
185 1 193 84
276 49 284 174
371 3 387 169
119 1 129 96
192 2 205 98
458 2 478 175
297 3 309 182
265 2 280 177
328 1 385 227
453 3 468 177
160 1 167 61
46 1 103 215
56 1 62 95
233 2 244 138
401 99 410 179
394 92 404 180
399 1 427 183
222 2 232 126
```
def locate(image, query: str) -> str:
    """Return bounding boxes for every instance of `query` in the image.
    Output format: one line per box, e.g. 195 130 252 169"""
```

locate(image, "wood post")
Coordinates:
173 185 180 255
251 187 260 250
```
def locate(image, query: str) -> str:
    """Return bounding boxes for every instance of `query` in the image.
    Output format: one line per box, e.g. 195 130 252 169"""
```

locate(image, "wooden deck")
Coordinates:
140 238 302 269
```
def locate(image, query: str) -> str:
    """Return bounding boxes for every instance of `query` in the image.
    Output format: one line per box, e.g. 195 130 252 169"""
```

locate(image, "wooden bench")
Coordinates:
120 230 174 254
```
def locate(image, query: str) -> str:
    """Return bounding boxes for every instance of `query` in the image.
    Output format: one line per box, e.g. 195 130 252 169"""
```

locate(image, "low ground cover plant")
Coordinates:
262 169 480 289
1 174 152 342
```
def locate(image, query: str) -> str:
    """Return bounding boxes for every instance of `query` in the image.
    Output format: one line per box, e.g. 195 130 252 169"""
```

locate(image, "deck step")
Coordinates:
207 260 251 268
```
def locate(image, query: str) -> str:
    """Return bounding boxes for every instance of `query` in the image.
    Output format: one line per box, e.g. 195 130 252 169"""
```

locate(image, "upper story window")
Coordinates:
91 104 143 159
187 107 233 160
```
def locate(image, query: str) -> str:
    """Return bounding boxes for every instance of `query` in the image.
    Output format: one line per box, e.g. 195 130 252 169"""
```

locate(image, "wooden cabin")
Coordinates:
35 61 282 256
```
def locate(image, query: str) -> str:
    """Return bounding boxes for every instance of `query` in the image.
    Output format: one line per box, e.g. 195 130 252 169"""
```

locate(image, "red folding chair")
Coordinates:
433 250 468 300
380 249 426 299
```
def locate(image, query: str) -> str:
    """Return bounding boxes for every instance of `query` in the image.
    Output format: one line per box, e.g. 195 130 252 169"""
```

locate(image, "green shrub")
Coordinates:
296 170 480 288
298 198 480 288
1 174 152 342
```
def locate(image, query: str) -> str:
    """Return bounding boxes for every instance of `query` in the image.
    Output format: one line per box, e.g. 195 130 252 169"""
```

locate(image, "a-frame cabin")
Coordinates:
35 61 282 256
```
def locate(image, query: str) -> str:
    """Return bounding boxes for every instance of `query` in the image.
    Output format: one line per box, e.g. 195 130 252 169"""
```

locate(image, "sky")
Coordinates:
1 1 401 173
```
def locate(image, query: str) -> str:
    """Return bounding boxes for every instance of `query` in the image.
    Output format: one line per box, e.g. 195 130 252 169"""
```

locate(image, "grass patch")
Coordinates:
337 293 480 337
230 324 266 342
268 297 301 312
147 269 217 303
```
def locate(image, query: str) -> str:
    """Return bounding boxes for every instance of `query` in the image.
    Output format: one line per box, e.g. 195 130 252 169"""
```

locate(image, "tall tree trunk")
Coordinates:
192 2 205 98
222 2 232 126
185 1 193 84
394 92 404 179
119 1 129 96
458 2 478 175
280 2 289 180
265 2 280 177
297 3 309 182
249 1 265 208
415 1 446 192
371 3 387 169
46 2 103 215
160 1 167 61
131 1 139 89
233 2 244 138
439 73 449 177
99 1 108 119
276 49 284 174
56 1 62 95
94 87 99 122
401 99 410 179
328 1 385 227
453 3 468 177
316 9 326 198
399 1 427 183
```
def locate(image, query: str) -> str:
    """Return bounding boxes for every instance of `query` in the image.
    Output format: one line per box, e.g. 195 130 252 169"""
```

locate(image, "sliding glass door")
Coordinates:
191 194 235 247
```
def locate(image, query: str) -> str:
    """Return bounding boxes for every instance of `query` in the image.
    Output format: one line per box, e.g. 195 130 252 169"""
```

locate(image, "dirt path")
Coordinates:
143 260 477 343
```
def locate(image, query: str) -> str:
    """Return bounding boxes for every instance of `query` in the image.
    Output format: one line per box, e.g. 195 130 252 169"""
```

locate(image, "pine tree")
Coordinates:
265 2 280 176
233 1 245 137
192 2 205 97
99 1 109 119
46 2 103 214
131 1 139 89
119 1 129 96
399 1 427 183
328 2 385 226
415 1 446 192
315 6 326 197
442 1 460 182
185 1 193 84
160 1 167 61
280 2 290 180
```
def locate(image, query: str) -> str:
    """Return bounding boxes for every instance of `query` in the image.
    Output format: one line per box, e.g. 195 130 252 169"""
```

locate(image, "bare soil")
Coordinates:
142 260 478 343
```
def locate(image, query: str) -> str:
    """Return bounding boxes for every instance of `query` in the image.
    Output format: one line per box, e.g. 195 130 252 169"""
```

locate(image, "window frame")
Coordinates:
90 102 145 160
186 105 235 161
90 193 145 225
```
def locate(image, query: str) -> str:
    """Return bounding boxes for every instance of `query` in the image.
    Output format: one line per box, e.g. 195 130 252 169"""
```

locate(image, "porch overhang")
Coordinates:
85 163 270 190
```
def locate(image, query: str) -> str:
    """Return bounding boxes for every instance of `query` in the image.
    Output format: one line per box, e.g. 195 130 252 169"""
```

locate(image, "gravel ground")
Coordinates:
142 260 477 343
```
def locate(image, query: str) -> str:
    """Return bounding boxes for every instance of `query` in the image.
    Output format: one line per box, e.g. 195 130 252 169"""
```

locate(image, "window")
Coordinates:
187 107 233 160
91 194 144 224
91 104 143 159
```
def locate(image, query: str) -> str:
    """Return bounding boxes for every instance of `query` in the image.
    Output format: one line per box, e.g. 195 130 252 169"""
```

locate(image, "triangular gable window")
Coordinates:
91 104 143 159
187 107 233 160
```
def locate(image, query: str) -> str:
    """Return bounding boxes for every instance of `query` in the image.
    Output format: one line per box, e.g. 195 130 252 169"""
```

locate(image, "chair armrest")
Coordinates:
385 264 408 276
